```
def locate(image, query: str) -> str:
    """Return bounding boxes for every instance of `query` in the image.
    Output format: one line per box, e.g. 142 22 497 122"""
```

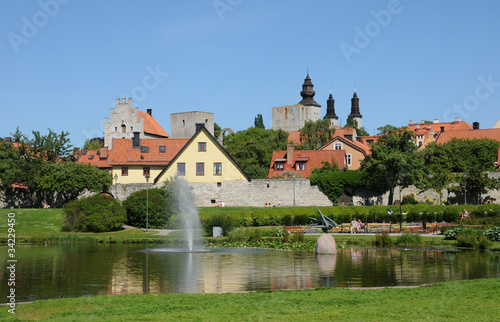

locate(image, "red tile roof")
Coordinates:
138 111 169 138
435 128 500 144
76 148 112 169
110 138 188 166
268 148 346 178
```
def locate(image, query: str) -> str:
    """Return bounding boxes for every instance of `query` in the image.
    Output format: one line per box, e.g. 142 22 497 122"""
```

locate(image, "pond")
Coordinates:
1 244 499 302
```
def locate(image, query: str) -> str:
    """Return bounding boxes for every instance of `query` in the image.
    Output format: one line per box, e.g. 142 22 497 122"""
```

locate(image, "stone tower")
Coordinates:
272 72 322 132
348 90 362 128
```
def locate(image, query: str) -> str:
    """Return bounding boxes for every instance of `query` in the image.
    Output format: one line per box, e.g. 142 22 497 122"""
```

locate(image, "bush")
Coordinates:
290 231 305 243
201 213 235 236
402 194 419 205
457 233 478 248
62 194 126 232
484 226 500 241
395 233 423 247
375 232 392 247
122 187 174 229
227 227 250 242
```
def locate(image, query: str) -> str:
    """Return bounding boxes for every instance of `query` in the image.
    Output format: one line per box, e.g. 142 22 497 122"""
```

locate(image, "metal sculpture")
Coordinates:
309 208 337 233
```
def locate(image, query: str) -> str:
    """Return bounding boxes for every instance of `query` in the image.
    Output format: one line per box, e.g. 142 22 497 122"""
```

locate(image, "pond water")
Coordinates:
1 244 499 302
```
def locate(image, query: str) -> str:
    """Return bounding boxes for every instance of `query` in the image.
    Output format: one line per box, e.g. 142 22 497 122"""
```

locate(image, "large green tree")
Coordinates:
0 129 111 206
225 127 289 179
361 128 427 205
297 119 335 150
422 138 500 204
346 115 370 136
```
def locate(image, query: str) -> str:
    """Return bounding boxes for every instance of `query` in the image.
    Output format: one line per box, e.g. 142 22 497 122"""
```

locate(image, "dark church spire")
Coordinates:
298 72 321 107
349 90 362 118
324 87 338 121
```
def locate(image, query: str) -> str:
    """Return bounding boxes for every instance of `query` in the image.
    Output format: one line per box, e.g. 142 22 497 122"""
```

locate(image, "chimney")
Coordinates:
5 137 12 143
409 120 413 125
287 144 294 165
440 126 445 133
132 132 140 148
195 123 205 132
473 122 479 130
420 120 425 125
434 119 439 123
147 108 152 116
454 117 460 122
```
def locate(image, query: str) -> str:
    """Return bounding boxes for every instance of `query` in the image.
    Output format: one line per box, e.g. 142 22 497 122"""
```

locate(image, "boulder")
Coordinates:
315 234 337 254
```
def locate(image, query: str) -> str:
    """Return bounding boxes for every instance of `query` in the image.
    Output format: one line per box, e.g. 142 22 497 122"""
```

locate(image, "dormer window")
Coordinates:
159 146 166 153
296 162 306 171
276 162 284 171
88 155 94 160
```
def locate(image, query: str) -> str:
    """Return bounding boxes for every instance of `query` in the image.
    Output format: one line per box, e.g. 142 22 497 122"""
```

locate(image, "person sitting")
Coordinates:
461 209 469 220
43 202 50 208
350 217 358 234
357 219 364 232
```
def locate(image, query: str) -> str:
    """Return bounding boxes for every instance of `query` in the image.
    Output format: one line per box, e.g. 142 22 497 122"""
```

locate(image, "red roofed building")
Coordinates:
268 144 346 178
434 126 500 144
406 117 472 149
110 134 189 184
104 97 169 150
76 147 112 171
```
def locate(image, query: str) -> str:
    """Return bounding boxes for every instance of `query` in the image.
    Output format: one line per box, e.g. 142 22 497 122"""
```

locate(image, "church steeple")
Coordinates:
349 89 363 128
324 88 338 126
298 72 321 107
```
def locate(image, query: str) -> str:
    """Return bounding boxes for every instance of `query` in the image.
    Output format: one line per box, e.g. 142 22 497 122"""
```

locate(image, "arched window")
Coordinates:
121 124 126 133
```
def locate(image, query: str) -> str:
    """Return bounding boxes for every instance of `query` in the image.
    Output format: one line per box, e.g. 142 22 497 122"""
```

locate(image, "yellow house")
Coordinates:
155 126 250 183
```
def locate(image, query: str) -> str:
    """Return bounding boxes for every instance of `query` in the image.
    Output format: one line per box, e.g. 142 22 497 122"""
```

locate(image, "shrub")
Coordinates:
375 231 392 247
201 213 235 236
62 194 126 232
484 226 500 241
122 187 173 229
249 228 262 241
227 228 249 242
402 194 419 205
457 233 478 248
395 233 423 247
290 231 305 243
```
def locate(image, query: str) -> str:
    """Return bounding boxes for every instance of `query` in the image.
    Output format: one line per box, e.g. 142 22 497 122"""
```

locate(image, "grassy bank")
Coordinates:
1 278 498 320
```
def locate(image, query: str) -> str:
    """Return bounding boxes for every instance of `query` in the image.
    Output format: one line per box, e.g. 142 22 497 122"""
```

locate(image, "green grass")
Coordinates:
1 278 499 320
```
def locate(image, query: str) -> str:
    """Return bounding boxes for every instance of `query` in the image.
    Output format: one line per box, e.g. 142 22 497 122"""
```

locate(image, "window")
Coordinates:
418 141 423 147
159 146 166 153
214 163 222 175
88 155 94 160
121 167 128 176
196 163 205 176
131 126 133 131
140 146 149 153
334 142 343 150
177 163 185 176
198 142 207 151
115 127 118 132
143 167 150 177
121 124 126 133
276 162 284 170
296 162 305 171
347 154 352 166
82 151 87 155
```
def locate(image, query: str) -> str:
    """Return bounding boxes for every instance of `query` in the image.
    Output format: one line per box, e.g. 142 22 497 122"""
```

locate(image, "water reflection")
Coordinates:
0 245 499 302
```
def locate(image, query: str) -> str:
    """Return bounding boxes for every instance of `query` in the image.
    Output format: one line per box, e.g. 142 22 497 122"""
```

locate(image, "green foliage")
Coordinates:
225 127 289 179
401 194 419 205
376 124 398 135
297 119 335 150
201 213 236 236
361 128 427 205
310 169 365 204
82 138 104 150
214 122 221 140
254 114 265 129
395 233 423 247
375 231 392 246
346 115 370 136
484 226 500 241
290 231 305 243
122 186 174 229
62 194 126 232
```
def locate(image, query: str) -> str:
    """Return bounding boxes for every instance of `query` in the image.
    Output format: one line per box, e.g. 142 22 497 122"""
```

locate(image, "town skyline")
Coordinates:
2 1 500 147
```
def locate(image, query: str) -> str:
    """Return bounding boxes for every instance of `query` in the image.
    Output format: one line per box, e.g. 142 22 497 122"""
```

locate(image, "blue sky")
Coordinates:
2 0 500 148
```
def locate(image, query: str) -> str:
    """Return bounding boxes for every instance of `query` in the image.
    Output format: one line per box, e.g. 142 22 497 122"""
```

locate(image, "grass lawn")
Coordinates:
1 278 498 320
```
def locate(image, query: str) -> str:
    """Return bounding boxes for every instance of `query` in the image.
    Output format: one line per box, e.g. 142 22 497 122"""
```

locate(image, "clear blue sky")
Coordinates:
2 0 500 148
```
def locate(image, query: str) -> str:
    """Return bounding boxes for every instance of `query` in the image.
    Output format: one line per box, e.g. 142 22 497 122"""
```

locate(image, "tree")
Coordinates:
423 138 500 204
361 128 426 205
297 119 334 150
254 114 265 129
346 115 370 136
214 122 222 140
376 124 398 135
83 138 104 150
225 127 289 179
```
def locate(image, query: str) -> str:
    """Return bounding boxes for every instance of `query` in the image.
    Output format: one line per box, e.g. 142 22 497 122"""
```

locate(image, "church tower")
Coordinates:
298 72 321 107
324 89 338 126
348 90 362 128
